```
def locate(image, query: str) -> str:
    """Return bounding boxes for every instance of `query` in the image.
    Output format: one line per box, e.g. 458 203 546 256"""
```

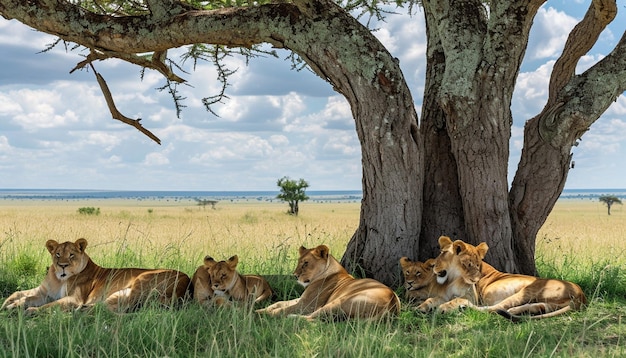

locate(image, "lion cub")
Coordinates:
196 255 273 305
399 257 438 303
2 238 191 313
256 245 400 321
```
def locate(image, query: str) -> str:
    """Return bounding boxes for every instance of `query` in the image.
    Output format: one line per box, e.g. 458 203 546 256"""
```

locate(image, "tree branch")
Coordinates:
539 30 626 148
90 64 162 145
549 0 617 101
70 49 186 83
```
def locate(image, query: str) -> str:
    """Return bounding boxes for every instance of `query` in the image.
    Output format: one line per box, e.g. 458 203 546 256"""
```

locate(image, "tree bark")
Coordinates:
421 0 545 273
509 0 623 275
418 4 466 261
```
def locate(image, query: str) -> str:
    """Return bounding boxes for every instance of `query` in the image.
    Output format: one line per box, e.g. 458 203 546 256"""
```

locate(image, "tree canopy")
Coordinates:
599 195 623 215
277 177 309 215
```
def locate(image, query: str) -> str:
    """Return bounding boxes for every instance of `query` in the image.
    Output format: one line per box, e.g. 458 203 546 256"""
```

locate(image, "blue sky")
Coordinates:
0 1 625 191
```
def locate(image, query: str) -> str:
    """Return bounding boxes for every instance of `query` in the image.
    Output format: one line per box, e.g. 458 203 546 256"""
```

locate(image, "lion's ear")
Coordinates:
399 257 411 268
299 246 308 256
75 238 88 252
45 240 59 253
315 245 330 259
228 255 239 268
424 258 436 269
476 242 489 259
438 236 453 249
453 240 465 255
204 256 217 267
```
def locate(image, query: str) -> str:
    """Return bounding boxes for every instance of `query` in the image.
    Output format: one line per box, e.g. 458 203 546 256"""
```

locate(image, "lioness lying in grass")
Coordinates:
256 245 400 321
2 238 190 313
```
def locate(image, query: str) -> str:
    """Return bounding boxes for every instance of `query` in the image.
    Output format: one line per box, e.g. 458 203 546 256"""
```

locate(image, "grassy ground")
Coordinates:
0 199 624 357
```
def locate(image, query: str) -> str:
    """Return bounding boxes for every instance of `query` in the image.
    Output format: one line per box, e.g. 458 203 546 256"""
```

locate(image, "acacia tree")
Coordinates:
1 0 624 286
599 195 623 215
276 177 309 215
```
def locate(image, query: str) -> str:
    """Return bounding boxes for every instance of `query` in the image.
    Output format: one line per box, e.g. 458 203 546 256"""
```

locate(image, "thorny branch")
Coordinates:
71 49 186 83
89 63 162 145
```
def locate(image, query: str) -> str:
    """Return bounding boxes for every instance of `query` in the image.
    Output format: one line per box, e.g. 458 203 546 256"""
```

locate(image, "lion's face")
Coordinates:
204 255 238 294
399 257 436 292
294 245 330 288
433 236 488 285
46 238 89 281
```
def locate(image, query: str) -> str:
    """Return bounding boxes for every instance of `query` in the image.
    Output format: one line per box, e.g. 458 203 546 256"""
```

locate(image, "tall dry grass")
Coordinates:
536 199 626 267
0 199 360 278
1 198 624 275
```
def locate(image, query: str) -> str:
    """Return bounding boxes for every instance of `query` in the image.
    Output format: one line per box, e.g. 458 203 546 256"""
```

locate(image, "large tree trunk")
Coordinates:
510 0 622 275
420 0 546 273
418 5 466 261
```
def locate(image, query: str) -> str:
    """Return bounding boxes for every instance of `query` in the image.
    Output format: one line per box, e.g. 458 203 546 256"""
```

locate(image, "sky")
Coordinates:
0 1 625 191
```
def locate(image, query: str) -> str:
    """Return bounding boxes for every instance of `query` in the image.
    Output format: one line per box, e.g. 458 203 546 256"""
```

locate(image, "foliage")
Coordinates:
77 207 101 215
599 195 623 215
276 177 310 216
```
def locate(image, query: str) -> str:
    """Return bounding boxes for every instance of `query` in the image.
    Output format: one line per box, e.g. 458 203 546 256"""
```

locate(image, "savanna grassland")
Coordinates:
0 198 625 357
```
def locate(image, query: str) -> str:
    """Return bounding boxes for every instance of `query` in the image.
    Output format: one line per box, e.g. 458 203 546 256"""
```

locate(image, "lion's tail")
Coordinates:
496 305 574 322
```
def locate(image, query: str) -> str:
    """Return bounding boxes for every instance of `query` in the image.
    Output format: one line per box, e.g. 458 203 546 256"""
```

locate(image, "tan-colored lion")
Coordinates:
190 263 216 306
256 245 400 321
200 255 273 305
399 257 439 303
1 238 191 313
412 237 484 312
428 236 587 320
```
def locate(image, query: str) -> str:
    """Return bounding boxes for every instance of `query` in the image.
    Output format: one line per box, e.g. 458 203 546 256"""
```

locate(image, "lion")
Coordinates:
201 255 273 305
256 245 400 321
409 238 484 313
190 263 217 306
428 236 587 321
1 238 191 313
399 257 439 303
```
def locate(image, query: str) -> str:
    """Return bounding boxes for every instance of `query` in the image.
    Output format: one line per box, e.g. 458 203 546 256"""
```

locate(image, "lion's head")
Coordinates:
399 257 436 301
46 238 89 280
204 255 238 294
294 245 331 288
433 236 488 285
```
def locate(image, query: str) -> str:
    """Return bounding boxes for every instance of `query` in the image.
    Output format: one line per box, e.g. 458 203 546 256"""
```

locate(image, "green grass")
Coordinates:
0 201 625 357
0 245 625 358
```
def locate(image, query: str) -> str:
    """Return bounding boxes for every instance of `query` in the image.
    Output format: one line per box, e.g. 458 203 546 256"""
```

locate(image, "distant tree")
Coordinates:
599 195 622 215
277 177 309 216
196 199 218 210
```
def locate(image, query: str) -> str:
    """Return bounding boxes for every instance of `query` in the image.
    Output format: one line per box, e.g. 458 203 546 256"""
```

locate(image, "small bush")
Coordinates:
78 207 100 215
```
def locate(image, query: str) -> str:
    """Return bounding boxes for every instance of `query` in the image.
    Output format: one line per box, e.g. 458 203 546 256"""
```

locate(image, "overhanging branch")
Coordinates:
71 49 186 83
90 64 162 145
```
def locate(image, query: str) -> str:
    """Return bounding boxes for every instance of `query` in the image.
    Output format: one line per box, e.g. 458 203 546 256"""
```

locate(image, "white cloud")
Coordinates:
269 134 289 146
143 152 170 166
527 7 578 60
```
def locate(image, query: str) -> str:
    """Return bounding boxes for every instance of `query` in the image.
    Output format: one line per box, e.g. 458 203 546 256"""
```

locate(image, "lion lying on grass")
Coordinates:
256 245 400 321
1 238 191 313
192 255 273 306
399 256 477 307
399 257 438 303
421 236 587 321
